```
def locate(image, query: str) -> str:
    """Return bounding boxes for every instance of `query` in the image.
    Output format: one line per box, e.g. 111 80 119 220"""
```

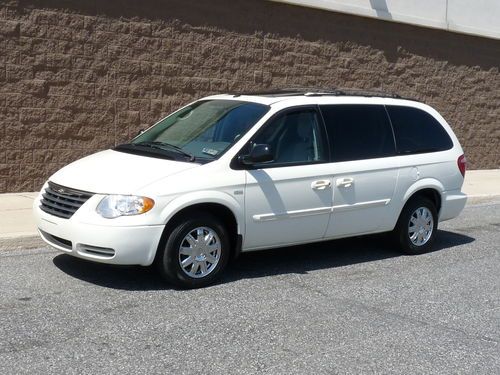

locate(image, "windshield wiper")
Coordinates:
133 141 196 162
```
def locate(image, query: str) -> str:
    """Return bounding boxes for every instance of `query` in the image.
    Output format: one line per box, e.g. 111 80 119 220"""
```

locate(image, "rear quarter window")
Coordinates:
386 106 453 154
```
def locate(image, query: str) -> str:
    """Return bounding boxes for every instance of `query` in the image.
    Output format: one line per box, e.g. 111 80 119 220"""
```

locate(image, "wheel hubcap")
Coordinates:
178 227 221 279
408 207 434 246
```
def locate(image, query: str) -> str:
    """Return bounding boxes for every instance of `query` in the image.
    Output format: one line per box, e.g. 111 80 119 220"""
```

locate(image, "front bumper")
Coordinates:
34 199 165 266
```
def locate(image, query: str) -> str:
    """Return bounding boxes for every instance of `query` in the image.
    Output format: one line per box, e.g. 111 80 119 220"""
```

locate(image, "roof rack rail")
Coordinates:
230 88 308 97
333 88 403 99
229 87 411 100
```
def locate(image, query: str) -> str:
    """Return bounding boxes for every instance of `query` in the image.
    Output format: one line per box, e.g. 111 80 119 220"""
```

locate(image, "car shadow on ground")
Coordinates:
223 230 475 283
52 230 474 291
52 254 168 291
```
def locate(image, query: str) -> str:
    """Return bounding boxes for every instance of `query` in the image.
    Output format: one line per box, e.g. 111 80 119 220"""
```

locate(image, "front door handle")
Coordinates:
336 177 354 188
311 180 332 190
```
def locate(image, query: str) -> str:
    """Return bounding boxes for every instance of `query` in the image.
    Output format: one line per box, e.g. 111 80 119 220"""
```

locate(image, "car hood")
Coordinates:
49 149 200 194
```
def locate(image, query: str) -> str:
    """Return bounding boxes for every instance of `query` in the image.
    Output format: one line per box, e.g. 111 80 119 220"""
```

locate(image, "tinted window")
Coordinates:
320 105 396 162
132 100 269 160
386 106 453 154
251 109 326 165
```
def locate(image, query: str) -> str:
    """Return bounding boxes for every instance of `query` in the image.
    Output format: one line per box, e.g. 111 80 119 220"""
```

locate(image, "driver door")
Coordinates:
241 107 334 250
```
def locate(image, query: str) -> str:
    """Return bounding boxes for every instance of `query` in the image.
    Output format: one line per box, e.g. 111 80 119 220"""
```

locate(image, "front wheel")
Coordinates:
394 197 438 254
157 212 230 289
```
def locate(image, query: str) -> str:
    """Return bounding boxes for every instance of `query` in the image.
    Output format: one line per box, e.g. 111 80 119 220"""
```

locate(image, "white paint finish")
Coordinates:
270 0 500 39
35 206 165 266
243 165 333 249
33 93 468 266
50 149 199 195
439 190 467 221
326 158 399 237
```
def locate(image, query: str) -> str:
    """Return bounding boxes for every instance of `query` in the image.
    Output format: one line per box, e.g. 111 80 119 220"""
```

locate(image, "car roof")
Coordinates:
203 89 422 107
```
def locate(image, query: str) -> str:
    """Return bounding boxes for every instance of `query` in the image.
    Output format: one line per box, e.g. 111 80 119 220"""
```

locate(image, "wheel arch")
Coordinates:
155 192 244 262
393 179 442 254
402 178 443 214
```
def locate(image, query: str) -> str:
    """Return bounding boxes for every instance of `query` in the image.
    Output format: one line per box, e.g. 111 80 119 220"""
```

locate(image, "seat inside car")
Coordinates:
275 113 316 163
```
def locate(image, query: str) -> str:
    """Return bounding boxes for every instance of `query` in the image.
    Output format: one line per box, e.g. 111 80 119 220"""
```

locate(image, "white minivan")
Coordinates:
34 90 467 288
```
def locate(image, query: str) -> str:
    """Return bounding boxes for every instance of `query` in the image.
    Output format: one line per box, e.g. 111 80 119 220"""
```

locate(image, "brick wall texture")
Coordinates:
0 0 499 192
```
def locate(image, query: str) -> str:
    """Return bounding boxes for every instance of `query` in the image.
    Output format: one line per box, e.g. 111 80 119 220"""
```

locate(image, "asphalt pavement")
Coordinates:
0 199 499 374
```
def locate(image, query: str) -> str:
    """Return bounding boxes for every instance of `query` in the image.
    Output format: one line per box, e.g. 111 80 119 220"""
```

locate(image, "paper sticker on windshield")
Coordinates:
202 148 219 156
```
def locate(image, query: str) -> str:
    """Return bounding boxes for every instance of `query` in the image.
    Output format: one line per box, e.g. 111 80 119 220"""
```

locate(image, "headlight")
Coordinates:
96 195 155 218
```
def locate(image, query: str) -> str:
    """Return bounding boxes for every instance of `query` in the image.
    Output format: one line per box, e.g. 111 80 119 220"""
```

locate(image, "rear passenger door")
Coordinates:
385 105 455 208
320 104 400 238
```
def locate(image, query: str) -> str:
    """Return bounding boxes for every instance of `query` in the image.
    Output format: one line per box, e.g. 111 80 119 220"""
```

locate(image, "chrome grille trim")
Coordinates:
40 182 94 219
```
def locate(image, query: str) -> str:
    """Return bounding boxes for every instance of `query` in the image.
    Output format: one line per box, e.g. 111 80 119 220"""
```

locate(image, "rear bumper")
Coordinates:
34 204 164 266
439 190 467 222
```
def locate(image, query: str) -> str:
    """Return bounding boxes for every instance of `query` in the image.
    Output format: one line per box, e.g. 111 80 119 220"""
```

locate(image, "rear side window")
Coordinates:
386 106 453 154
320 105 396 162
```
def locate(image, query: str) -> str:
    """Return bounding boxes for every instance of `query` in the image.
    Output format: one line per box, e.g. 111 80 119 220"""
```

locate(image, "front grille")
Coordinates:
40 182 94 219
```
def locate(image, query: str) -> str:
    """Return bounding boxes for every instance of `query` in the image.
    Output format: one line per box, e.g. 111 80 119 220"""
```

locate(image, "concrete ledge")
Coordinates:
270 0 500 40
462 169 500 197
0 192 38 239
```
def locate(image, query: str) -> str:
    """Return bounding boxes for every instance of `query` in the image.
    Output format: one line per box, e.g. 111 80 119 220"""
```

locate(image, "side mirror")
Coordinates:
241 144 274 165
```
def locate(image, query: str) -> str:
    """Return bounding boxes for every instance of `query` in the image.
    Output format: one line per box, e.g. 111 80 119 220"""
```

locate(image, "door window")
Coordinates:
320 104 396 162
251 109 327 166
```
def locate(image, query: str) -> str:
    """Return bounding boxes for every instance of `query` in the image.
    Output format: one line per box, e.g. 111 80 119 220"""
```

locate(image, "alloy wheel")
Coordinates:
408 206 434 246
178 227 221 278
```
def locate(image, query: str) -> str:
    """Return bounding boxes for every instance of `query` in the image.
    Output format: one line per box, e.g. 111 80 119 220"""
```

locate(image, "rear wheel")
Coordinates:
157 212 230 288
394 197 438 254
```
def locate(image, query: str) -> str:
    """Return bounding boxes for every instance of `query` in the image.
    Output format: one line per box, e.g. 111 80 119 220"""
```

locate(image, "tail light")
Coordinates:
457 154 467 177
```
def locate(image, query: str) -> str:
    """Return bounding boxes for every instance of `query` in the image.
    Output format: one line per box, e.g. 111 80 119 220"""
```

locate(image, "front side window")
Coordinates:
386 106 453 154
320 105 396 162
121 100 269 161
251 109 327 166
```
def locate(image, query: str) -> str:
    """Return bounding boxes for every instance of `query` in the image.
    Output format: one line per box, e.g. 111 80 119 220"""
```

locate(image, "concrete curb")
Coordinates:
0 235 45 251
465 196 500 205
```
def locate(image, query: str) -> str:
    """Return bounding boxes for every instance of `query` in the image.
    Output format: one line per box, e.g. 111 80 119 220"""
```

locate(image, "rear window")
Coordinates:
320 105 396 162
386 106 453 154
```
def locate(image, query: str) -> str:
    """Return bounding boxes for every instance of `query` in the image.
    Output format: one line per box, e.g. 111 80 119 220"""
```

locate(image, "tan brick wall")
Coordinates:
0 0 499 192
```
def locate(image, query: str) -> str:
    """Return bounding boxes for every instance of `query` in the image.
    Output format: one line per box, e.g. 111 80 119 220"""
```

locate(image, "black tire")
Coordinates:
156 212 230 289
393 196 438 255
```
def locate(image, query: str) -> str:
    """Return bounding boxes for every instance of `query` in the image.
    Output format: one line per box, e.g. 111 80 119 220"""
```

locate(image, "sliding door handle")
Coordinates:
336 177 354 188
311 180 332 190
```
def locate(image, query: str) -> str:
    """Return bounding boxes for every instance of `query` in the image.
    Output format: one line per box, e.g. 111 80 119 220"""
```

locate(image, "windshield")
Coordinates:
130 100 269 161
